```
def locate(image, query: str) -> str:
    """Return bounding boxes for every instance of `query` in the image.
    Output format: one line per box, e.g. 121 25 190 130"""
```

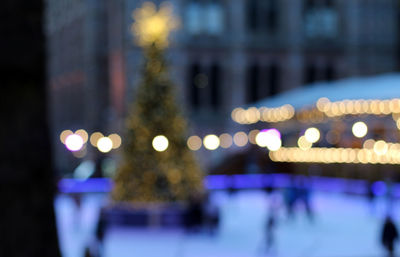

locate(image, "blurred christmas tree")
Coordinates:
112 2 203 202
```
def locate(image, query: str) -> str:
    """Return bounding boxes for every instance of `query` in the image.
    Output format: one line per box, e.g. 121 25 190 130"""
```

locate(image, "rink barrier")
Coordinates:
58 174 400 197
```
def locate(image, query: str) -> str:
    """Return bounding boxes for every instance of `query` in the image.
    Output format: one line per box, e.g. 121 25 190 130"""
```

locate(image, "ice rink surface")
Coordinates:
55 189 400 257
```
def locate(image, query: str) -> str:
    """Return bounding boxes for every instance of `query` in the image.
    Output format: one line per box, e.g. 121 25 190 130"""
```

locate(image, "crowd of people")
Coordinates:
73 175 400 257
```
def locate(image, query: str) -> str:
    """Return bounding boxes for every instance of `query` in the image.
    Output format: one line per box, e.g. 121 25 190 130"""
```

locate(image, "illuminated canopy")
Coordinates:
253 73 400 110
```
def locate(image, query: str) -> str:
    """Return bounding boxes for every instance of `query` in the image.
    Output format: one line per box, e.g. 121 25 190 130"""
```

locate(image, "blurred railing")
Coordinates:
58 174 400 197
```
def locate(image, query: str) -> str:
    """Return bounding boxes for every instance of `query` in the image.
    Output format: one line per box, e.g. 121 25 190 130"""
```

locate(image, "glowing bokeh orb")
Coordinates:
97 137 113 153
132 1 179 48
233 131 248 147
109 133 122 149
248 130 260 144
75 129 88 143
60 130 73 144
304 127 320 143
219 133 233 148
363 139 375 149
90 132 104 147
352 121 368 138
255 131 269 147
152 135 169 152
298 136 312 150
203 134 220 150
266 137 282 151
270 128 281 138
373 140 388 156
65 134 84 152
187 135 202 151
255 129 281 151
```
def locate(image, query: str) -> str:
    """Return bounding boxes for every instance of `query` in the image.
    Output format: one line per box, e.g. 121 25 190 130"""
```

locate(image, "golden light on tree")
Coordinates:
112 1 202 203
131 1 179 48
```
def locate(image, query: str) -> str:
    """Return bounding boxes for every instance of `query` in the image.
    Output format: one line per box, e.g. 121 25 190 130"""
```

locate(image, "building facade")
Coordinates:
46 0 399 175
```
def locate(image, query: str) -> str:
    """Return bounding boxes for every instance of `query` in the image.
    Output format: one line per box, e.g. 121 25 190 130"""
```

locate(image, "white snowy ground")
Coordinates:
55 190 400 257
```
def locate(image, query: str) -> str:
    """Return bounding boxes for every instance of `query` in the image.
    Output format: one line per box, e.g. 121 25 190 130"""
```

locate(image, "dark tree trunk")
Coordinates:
0 1 61 256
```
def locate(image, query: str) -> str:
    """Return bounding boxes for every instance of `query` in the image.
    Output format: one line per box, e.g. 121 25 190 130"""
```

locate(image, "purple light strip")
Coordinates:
58 178 113 193
57 175 390 196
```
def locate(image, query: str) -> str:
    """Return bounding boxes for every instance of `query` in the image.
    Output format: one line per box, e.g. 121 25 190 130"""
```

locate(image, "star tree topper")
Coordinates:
131 1 179 49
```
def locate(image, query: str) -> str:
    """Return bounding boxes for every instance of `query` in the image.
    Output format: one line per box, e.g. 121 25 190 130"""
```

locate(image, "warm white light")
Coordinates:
75 129 88 143
97 137 113 153
90 132 104 147
374 140 388 156
65 134 84 152
266 137 282 151
187 135 202 151
109 133 122 149
352 121 368 138
255 131 269 147
132 2 179 48
305 127 320 143
256 129 281 151
203 134 220 150
152 135 169 152
298 136 312 150
60 130 73 144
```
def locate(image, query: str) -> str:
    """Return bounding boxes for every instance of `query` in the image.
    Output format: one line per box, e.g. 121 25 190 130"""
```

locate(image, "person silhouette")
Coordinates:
381 216 398 257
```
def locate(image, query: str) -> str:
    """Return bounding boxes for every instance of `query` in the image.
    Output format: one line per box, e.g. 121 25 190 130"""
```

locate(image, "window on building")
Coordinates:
246 0 259 32
247 64 259 103
324 64 335 81
268 64 280 96
210 63 221 110
186 0 224 35
304 65 317 85
247 0 279 34
207 1 224 35
189 64 201 108
305 0 316 9
266 0 278 33
304 0 338 39
186 1 202 34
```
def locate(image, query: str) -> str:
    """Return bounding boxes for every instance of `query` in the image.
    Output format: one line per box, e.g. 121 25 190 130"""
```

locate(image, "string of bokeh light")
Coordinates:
231 104 295 124
269 144 400 165
60 129 122 156
187 129 282 152
278 98 400 124
316 97 400 117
